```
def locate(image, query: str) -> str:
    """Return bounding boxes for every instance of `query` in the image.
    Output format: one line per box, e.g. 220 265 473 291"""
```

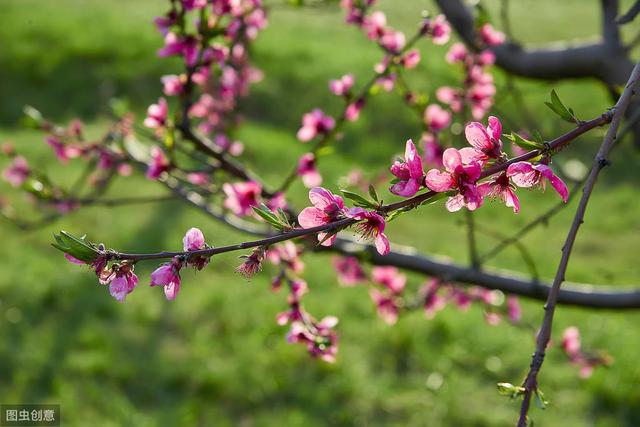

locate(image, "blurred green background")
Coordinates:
1 0 639 425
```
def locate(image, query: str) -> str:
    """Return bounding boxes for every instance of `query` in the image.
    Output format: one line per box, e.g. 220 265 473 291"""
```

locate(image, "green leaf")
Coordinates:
251 205 285 230
545 90 575 122
368 184 379 202
316 146 334 157
52 231 98 262
340 190 376 209
21 105 43 129
534 389 549 410
506 132 543 151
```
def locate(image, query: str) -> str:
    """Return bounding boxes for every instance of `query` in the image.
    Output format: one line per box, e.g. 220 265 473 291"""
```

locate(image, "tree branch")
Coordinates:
516 60 640 427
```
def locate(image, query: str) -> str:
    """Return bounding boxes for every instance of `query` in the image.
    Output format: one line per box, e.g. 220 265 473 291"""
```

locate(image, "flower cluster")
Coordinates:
561 327 612 378
298 187 389 255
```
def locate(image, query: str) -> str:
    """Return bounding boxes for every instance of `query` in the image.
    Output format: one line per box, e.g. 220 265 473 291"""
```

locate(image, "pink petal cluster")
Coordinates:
297 109 335 142
297 153 322 188
161 74 184 96
144 98 168 129
461 116 504 164
370 267 406 324
332 256 367 286
424 104 452 133
400 49 420 69
287 316 339 363
329 74 355 96
158 32 198 66
183 227 210 270
425 148 483 212
507 162 569 202
561 327 610 378
267 241 305 275
146 146 170 180
2 156 30 187
236 246 266 279
480 24 506 46
346 208 390 255
109 270 139 303
389 139 425 197
150 257 183 301
298 187 346 247
421 14 451 45
223 181 262 216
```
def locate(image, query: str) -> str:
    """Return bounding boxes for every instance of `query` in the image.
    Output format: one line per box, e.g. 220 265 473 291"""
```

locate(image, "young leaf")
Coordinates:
340 190 376 208
534 389 549 410
545 90 575 122
506 133 543 151
251 205 284 230
368 184 379 202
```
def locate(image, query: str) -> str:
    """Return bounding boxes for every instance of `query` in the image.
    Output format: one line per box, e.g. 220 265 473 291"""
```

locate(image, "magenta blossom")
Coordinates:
109 269 139 303
345 98 365 122
45 137 70 163
345 208 390 255
401 49 420 69
223 181 262 216
2 156 30 187
422 134 444 168
146 146 170 180
287 316 339 363
183 227 210 270
425 148 483 212
158 32 198 66
389 139 425 197
297 153 322 188
298 187 346 247
445 43 467 63
329 74 355 96
506 296 522 323
296 109 335 142
421 279 446 319
150 257 183 301
422 14 450 45
506 162 569 202
236 246 266 279
161 74 184 96
424 104 452 133
144 97 168 129
371 266 406 294
370 288 400 325
480 23 506 46
332 256 366 286
477 172 520 213
461 116 504 165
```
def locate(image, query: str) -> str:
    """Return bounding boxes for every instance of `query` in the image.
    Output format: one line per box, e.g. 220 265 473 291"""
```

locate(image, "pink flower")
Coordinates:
379 30 406 53
45 137 70 163
297 153 322 188
389 139 424 197
423 14 451 45
236 246 266 279
329 74 355 96
480 24 506 46
445 43 467 63
332 256 366 286
461 116 504 164
363 11 387 40
346 208 390 255
371 266 406 294
425 148 483 212
401 49 420 69
183 227 209 270
2 156 30 187
370 288 400 325
562 326 582 357
150 258 183 301
146 146 170 180
436 86 463 112
345 98 365 122
422 134 444 168
223 181 262 216
424 104 452 133
182 0 207 10
158 32 198 66
421 279 446 319
287 316 339 362
296 109 335 142
144 98 168 129
477 172 520 213
507 296 522 323
298 187 346 247
161 74 184 96
109 269 138 302
506 162 569 202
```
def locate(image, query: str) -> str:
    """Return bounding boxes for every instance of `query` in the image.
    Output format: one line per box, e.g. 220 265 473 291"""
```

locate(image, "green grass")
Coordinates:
1 0 640 426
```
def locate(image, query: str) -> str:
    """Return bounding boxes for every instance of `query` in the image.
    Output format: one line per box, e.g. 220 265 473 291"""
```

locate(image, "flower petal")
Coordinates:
425 169 455 192
465 122 492 151
298 207 327 228
442 148 462 173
